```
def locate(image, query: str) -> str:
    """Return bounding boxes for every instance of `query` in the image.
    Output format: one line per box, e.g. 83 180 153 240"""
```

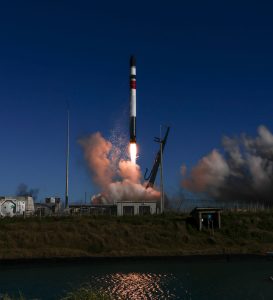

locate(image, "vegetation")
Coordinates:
0 293 25 300
1 287 109 300
0 211 272 260
61 285 110 300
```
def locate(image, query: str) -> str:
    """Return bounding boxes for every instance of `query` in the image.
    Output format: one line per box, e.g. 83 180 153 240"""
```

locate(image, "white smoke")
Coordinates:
182 125 273 204
108 181 160 202
79 132 160 203
79 132 113 191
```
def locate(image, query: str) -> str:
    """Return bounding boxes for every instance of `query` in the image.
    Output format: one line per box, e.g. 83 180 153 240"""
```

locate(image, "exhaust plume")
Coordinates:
79 132 160 203
79 132 113 191
118 160 141 183
182 125 273 204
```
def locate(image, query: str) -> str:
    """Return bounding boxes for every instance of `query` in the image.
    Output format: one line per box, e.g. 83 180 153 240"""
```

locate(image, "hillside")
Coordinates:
0 211 272 260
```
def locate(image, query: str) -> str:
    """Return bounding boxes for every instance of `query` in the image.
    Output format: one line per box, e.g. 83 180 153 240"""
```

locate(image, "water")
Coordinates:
0 258 272 299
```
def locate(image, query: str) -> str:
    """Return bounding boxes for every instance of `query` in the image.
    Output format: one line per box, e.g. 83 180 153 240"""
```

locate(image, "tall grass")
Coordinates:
0 288 109 300
0 293 25 300
0 212 272 259
61 286 110 300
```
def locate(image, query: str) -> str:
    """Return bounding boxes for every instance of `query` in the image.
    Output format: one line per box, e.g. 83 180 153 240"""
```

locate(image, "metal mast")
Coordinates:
144 126 170 189
159 126 164 213
65 108 70 209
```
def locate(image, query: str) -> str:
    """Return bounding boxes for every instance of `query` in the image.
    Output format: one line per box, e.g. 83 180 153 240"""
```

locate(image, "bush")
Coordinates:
0 292 25 300
61 286 110 300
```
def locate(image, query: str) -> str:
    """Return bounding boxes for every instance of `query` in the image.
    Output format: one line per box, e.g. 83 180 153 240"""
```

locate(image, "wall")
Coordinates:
117 202 157 216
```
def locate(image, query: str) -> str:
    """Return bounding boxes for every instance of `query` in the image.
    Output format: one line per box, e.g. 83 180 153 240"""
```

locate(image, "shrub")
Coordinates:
61 285 110 300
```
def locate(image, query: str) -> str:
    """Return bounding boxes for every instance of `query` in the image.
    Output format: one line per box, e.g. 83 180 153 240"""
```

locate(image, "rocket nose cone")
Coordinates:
130 55 136 66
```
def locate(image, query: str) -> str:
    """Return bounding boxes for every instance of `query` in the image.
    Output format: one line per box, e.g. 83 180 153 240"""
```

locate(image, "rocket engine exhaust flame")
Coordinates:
79 132 160 203
130 142 137 164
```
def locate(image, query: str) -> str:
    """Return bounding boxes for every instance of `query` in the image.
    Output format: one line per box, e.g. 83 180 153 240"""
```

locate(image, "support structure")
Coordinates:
159 127 164 213
145 126 170 213
144 126 170 190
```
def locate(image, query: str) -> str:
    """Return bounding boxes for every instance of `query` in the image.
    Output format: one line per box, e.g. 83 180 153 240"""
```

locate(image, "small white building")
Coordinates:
116 201 158 216
0 196 35 217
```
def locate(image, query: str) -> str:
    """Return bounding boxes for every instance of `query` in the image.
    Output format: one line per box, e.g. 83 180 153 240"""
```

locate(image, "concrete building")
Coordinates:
89 204 117 215
34 203 53 216
45 197 61 213
0 196 35 217
91 193 160 216
35 197 62 216
117 201 158 216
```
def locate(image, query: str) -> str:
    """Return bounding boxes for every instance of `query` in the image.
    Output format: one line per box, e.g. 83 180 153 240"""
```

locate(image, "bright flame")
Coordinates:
130 143 137 164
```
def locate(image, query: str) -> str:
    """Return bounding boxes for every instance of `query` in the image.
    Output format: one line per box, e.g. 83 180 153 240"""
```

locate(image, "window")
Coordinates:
123 206 134 216
139 206 150 215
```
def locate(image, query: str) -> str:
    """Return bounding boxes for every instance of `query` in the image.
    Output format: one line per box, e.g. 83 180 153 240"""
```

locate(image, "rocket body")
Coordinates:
130 56 136 143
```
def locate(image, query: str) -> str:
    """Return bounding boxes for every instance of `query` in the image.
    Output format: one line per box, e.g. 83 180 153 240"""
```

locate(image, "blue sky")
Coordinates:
0 1 272 202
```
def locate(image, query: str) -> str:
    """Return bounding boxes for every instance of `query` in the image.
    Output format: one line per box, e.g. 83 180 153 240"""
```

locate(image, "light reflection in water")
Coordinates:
89 272 191 300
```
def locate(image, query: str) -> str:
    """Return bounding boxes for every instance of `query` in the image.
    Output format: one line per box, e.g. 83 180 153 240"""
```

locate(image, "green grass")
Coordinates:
61 286 110 300
0 292 25 300
1 288 109 300
0 211 272 259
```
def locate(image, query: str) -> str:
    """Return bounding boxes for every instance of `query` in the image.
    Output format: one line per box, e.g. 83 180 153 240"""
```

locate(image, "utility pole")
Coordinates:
65 108 70 209
155 125 165 214
39 197 41 220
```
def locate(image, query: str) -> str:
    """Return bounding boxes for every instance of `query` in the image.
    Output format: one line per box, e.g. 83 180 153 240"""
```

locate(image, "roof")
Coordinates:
191 207 222 214
116 200 158 204
69 204 116 208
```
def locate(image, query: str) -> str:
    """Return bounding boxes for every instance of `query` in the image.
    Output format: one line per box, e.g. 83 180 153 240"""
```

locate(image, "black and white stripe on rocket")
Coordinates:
130 55 136 143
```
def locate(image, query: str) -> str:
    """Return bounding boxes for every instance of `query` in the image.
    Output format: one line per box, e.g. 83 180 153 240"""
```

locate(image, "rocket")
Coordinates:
130 55 136 143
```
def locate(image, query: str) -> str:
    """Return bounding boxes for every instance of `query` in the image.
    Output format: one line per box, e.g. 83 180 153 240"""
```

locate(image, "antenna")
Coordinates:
65 107 70 209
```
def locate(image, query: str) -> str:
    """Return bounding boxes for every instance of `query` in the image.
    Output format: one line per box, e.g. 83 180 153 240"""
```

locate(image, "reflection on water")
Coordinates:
0 259 272 299
89 272 191 300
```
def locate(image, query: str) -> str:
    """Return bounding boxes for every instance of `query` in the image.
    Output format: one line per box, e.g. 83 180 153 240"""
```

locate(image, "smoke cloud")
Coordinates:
79 132 113 191
79 132 160 203
182 125 273 204
16 183 39 201
118 160 141 183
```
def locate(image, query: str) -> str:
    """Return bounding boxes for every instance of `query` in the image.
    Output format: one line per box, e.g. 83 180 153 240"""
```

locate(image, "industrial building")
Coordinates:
67 201 158 216
116 200 158 216
45 197 61 212
90 193 159 216
0 196 35 217
34 197 61 216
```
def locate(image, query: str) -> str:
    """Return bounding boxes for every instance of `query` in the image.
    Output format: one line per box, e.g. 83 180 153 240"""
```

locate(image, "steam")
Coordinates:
182 125 273 204
79 132 160 203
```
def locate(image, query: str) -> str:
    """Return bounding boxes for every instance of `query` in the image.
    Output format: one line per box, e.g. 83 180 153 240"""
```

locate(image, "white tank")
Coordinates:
0 196 34 217
1 200 17 217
